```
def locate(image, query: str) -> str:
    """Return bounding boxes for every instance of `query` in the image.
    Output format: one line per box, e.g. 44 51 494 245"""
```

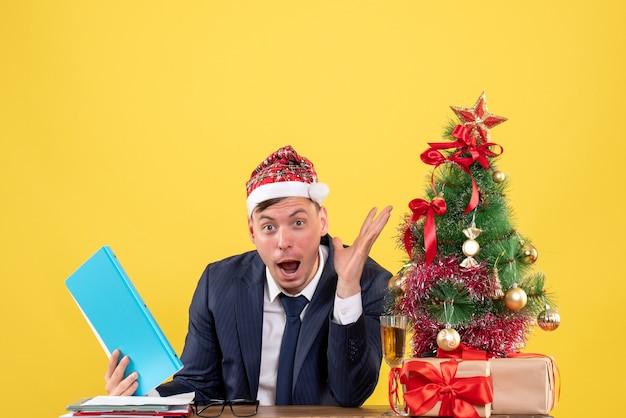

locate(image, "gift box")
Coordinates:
489 355 557 414
397 358 492 418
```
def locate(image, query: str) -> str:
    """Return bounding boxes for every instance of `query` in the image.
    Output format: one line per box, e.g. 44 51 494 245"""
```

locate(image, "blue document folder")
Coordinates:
66 246 183 396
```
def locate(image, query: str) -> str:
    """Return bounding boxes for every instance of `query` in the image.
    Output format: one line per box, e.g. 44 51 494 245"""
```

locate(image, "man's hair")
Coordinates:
253 197 321 216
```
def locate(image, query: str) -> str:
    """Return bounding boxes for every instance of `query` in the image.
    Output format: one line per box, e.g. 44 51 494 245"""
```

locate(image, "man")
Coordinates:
105 145 393 406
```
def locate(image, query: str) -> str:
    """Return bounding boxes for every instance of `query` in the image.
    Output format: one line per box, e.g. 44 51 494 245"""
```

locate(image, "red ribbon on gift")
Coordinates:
403 196 447 264
400 359 493 418
388 368 404 415
420 125 503 214
436 343 494 360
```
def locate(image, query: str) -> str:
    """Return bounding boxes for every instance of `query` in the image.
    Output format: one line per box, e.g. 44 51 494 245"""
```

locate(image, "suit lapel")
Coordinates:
293 237 336 381
234 255 266 397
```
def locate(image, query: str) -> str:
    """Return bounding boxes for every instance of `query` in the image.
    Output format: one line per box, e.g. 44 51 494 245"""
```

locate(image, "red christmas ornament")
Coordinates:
450 92 508 143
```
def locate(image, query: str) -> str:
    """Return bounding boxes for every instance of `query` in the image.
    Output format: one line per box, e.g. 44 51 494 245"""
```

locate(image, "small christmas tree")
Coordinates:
392 92 560 358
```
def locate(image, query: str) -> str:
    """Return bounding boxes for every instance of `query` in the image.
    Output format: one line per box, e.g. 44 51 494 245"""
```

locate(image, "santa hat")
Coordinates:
246 145 330 216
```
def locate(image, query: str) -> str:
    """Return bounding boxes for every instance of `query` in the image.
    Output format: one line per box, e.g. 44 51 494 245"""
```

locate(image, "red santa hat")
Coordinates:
246 145 330 216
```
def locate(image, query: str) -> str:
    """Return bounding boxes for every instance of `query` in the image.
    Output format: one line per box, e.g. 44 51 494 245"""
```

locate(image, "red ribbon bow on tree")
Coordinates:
446 125 503 169
403 196 446 264
420 125 503 214
400 359 493 418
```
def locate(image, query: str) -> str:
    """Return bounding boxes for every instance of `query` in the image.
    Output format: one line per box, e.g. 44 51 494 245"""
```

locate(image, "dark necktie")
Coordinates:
275 294 308 405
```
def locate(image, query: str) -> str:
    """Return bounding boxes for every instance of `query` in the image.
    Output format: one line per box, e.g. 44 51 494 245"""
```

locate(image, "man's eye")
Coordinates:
263 225 274 231
295 220 304 227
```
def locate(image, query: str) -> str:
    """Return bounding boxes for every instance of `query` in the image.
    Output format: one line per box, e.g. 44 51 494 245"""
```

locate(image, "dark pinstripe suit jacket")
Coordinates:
157 235 391 406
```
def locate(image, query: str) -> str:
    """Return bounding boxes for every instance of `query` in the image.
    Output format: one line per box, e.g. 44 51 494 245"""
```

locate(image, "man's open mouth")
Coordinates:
278 261 300 275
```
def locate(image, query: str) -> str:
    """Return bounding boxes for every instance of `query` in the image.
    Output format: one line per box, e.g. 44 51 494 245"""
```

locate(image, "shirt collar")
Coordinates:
266 244 329 303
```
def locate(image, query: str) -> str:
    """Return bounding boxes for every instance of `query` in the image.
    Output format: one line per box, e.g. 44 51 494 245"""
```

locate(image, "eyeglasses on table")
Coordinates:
192 399 260 417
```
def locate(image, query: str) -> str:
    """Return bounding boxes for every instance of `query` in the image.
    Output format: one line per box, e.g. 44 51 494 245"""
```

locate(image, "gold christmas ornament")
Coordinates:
520 243 538 264
504 285 527 311
436 327 461 351
490 267 504 299
388 274 406 290
460 224 482 268
492 170 506 183
537 306 561 331
462 238 480 256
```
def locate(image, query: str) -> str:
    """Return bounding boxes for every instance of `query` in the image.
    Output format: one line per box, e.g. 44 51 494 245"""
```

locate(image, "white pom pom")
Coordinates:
308 182 329 204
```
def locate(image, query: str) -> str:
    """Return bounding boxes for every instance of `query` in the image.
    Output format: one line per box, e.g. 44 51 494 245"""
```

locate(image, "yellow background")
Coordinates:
1 1 623 416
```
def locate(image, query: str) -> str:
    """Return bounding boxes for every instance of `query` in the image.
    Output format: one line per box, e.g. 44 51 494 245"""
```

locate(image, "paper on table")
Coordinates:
60 407 190 418
81 392 195 407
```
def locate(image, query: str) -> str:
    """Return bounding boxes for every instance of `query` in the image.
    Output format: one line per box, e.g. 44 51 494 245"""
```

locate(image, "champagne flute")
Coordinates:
380 315 407 416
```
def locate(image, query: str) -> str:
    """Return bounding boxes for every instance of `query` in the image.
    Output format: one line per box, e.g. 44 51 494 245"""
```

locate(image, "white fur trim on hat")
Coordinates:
308 182 330 205
246 181 329 216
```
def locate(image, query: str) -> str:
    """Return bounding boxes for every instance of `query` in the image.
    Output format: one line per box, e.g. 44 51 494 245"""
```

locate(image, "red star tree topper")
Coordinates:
450 92 508 143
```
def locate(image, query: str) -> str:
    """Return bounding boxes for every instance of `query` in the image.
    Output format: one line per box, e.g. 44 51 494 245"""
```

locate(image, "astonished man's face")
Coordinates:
248 197 328 295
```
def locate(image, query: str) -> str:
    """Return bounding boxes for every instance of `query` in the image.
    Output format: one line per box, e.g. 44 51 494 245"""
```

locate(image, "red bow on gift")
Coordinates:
403 196 447 264
400 359 493 418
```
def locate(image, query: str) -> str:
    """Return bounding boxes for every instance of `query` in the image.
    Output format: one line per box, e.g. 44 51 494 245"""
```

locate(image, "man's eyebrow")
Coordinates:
257 208 308 221
257 213 274 221
288 208 308 217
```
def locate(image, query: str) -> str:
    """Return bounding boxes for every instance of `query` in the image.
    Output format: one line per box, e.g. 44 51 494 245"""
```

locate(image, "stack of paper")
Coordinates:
60 392 194 418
